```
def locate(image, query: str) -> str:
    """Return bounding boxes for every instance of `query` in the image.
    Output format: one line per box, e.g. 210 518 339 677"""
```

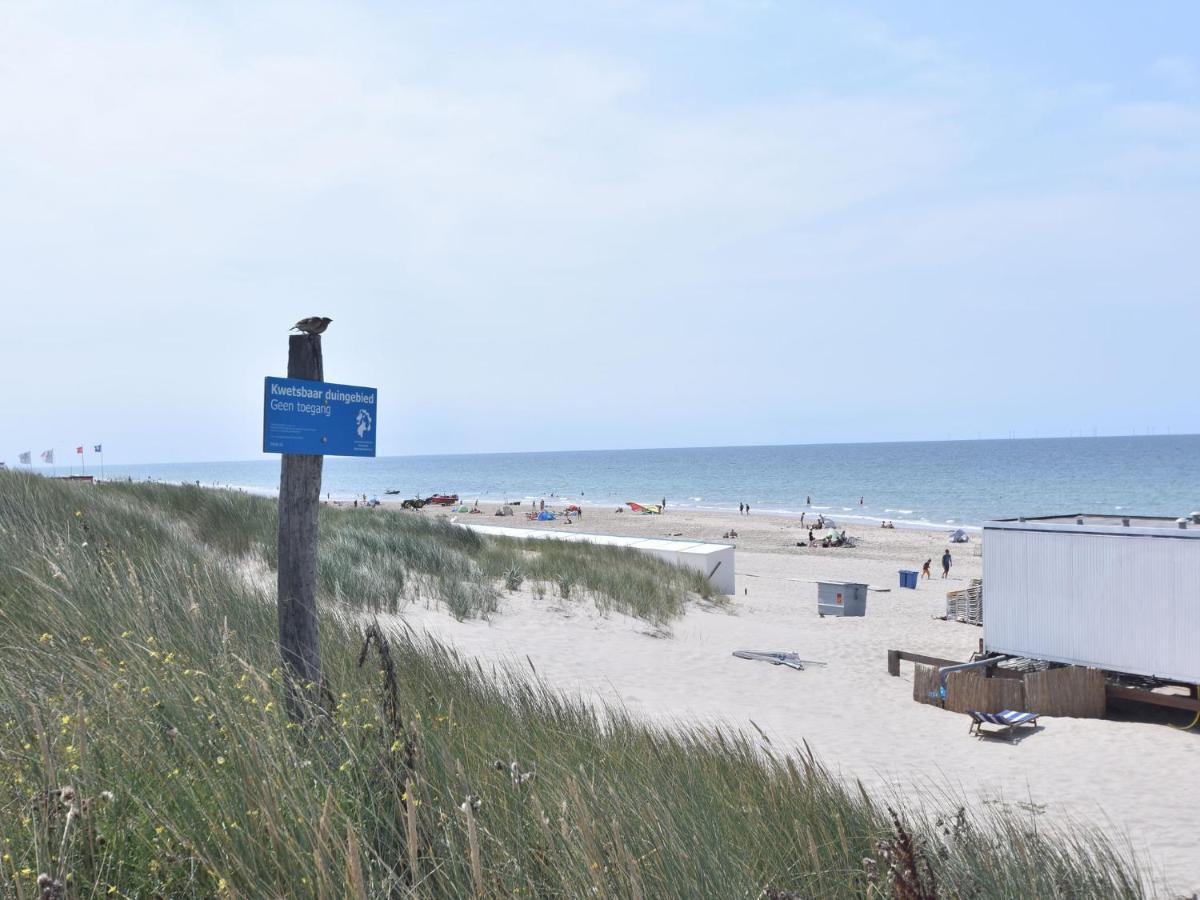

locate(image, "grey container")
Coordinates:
817 581 868 617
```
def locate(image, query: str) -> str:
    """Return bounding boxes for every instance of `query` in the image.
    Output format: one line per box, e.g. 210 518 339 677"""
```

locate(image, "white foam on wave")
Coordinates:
885 508 915 514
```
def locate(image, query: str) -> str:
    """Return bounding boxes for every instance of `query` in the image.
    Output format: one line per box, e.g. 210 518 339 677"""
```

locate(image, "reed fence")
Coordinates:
943 670 1026 714
911 661 1105 718
1024 666 1106 718
913 664 943 707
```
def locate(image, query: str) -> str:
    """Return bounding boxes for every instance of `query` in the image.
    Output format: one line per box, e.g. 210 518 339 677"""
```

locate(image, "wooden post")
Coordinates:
887 649 900 677
278 334 325 718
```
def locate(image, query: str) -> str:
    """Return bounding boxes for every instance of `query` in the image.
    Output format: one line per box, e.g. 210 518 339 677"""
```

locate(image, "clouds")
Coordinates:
0 1 1197 460
1151 55 1197 90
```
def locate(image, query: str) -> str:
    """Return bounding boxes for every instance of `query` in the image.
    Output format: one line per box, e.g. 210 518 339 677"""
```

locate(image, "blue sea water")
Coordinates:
86 435 1199 530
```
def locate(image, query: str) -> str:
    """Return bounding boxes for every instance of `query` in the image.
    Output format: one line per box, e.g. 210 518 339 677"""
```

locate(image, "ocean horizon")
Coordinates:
24 434 1199 531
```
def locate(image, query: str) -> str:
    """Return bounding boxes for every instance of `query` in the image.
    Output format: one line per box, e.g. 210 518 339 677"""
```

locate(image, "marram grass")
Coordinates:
0 472 1150 898
83 479 719 625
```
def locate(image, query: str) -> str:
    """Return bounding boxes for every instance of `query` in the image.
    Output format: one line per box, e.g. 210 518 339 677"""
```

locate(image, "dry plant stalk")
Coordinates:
877 807 937 900
463 801 484 898
346 823 368 900
404 779 420 888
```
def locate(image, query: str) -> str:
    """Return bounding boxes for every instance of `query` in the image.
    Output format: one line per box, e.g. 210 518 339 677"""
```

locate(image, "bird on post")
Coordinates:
290 316 332 335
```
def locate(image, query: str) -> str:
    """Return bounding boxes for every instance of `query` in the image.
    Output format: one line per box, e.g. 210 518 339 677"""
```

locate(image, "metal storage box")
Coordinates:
817 581 868 617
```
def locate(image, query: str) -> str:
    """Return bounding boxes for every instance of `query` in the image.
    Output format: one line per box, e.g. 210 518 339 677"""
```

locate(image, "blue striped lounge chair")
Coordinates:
968 710 1039 742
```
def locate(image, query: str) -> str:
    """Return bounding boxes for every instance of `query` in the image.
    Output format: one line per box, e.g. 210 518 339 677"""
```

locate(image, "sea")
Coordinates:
82 435 1198 532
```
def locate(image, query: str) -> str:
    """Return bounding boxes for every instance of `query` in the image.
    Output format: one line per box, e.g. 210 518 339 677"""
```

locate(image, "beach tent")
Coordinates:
950 528 970 543
537 511 556 521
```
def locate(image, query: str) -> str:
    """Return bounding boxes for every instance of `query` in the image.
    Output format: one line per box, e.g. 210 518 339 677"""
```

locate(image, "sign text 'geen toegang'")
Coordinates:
262 376 377 457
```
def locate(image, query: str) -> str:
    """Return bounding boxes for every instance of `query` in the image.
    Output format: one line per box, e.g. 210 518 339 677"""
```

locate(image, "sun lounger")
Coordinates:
968 710 1039 742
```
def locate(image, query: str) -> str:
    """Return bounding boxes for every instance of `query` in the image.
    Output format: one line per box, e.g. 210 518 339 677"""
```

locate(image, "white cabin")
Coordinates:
982 513 1200 684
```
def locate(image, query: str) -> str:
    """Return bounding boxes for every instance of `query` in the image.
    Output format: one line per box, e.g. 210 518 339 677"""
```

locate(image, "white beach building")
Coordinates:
453 522 736 595
982 513 1200 684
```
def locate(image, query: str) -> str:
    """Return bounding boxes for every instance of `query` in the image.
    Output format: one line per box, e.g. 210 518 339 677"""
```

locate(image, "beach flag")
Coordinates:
41 449 54 464
94 444 102 453
76 446 84 455
19 451 31 464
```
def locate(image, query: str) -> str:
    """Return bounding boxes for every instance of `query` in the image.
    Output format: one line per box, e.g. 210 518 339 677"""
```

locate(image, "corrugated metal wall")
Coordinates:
983 527 1200 683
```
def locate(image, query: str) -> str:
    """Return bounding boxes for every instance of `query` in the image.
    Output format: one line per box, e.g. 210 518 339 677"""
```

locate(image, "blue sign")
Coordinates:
263 376 377 457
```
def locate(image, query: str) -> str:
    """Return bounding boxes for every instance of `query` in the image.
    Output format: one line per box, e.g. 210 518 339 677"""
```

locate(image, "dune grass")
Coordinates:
91 480 717 625
0 472 1151 898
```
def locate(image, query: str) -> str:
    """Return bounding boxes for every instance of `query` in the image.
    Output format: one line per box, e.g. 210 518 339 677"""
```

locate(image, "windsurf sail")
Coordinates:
626 502 662 514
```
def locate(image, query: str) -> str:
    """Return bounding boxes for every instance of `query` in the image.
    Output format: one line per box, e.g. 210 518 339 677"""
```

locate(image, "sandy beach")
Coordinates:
367 500 1200 894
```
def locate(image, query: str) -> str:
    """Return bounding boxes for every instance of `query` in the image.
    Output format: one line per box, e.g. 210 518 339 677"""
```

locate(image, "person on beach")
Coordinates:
806 496 811 505
662 497 667 512
739 502 744 514
808 528 815 543
746 504 751 515
921 559 932 578
941 549 952 578
801 512 806 525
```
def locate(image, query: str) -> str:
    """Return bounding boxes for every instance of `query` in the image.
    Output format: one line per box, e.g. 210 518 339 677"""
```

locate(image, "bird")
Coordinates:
290 316 332 335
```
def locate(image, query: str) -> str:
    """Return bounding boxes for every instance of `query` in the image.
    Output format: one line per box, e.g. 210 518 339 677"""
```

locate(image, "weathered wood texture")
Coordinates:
889 649 1022 679
1024 667 1106 718
278 334 325 716
1106 684 1200 712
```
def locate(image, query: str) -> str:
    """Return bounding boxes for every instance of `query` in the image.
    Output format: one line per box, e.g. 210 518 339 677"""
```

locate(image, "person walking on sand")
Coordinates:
739 502 744 515
941 549 952 578
662 497 666 512
746 503 751 515
921 558 932 579
801 512 806 526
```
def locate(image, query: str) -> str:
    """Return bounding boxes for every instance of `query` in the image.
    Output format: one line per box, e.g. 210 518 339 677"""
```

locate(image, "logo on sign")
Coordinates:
356 409 372 438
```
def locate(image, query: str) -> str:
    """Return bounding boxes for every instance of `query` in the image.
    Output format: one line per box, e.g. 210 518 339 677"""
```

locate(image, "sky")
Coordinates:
2 1 1198 465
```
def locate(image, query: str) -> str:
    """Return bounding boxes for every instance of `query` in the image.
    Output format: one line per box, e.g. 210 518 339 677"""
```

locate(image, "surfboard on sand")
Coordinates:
732 650 827 671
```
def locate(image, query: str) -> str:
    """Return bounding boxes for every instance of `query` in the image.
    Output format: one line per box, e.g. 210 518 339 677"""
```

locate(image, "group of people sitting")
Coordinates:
721 529 739 539
879 520 896 529
797 528 851 548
